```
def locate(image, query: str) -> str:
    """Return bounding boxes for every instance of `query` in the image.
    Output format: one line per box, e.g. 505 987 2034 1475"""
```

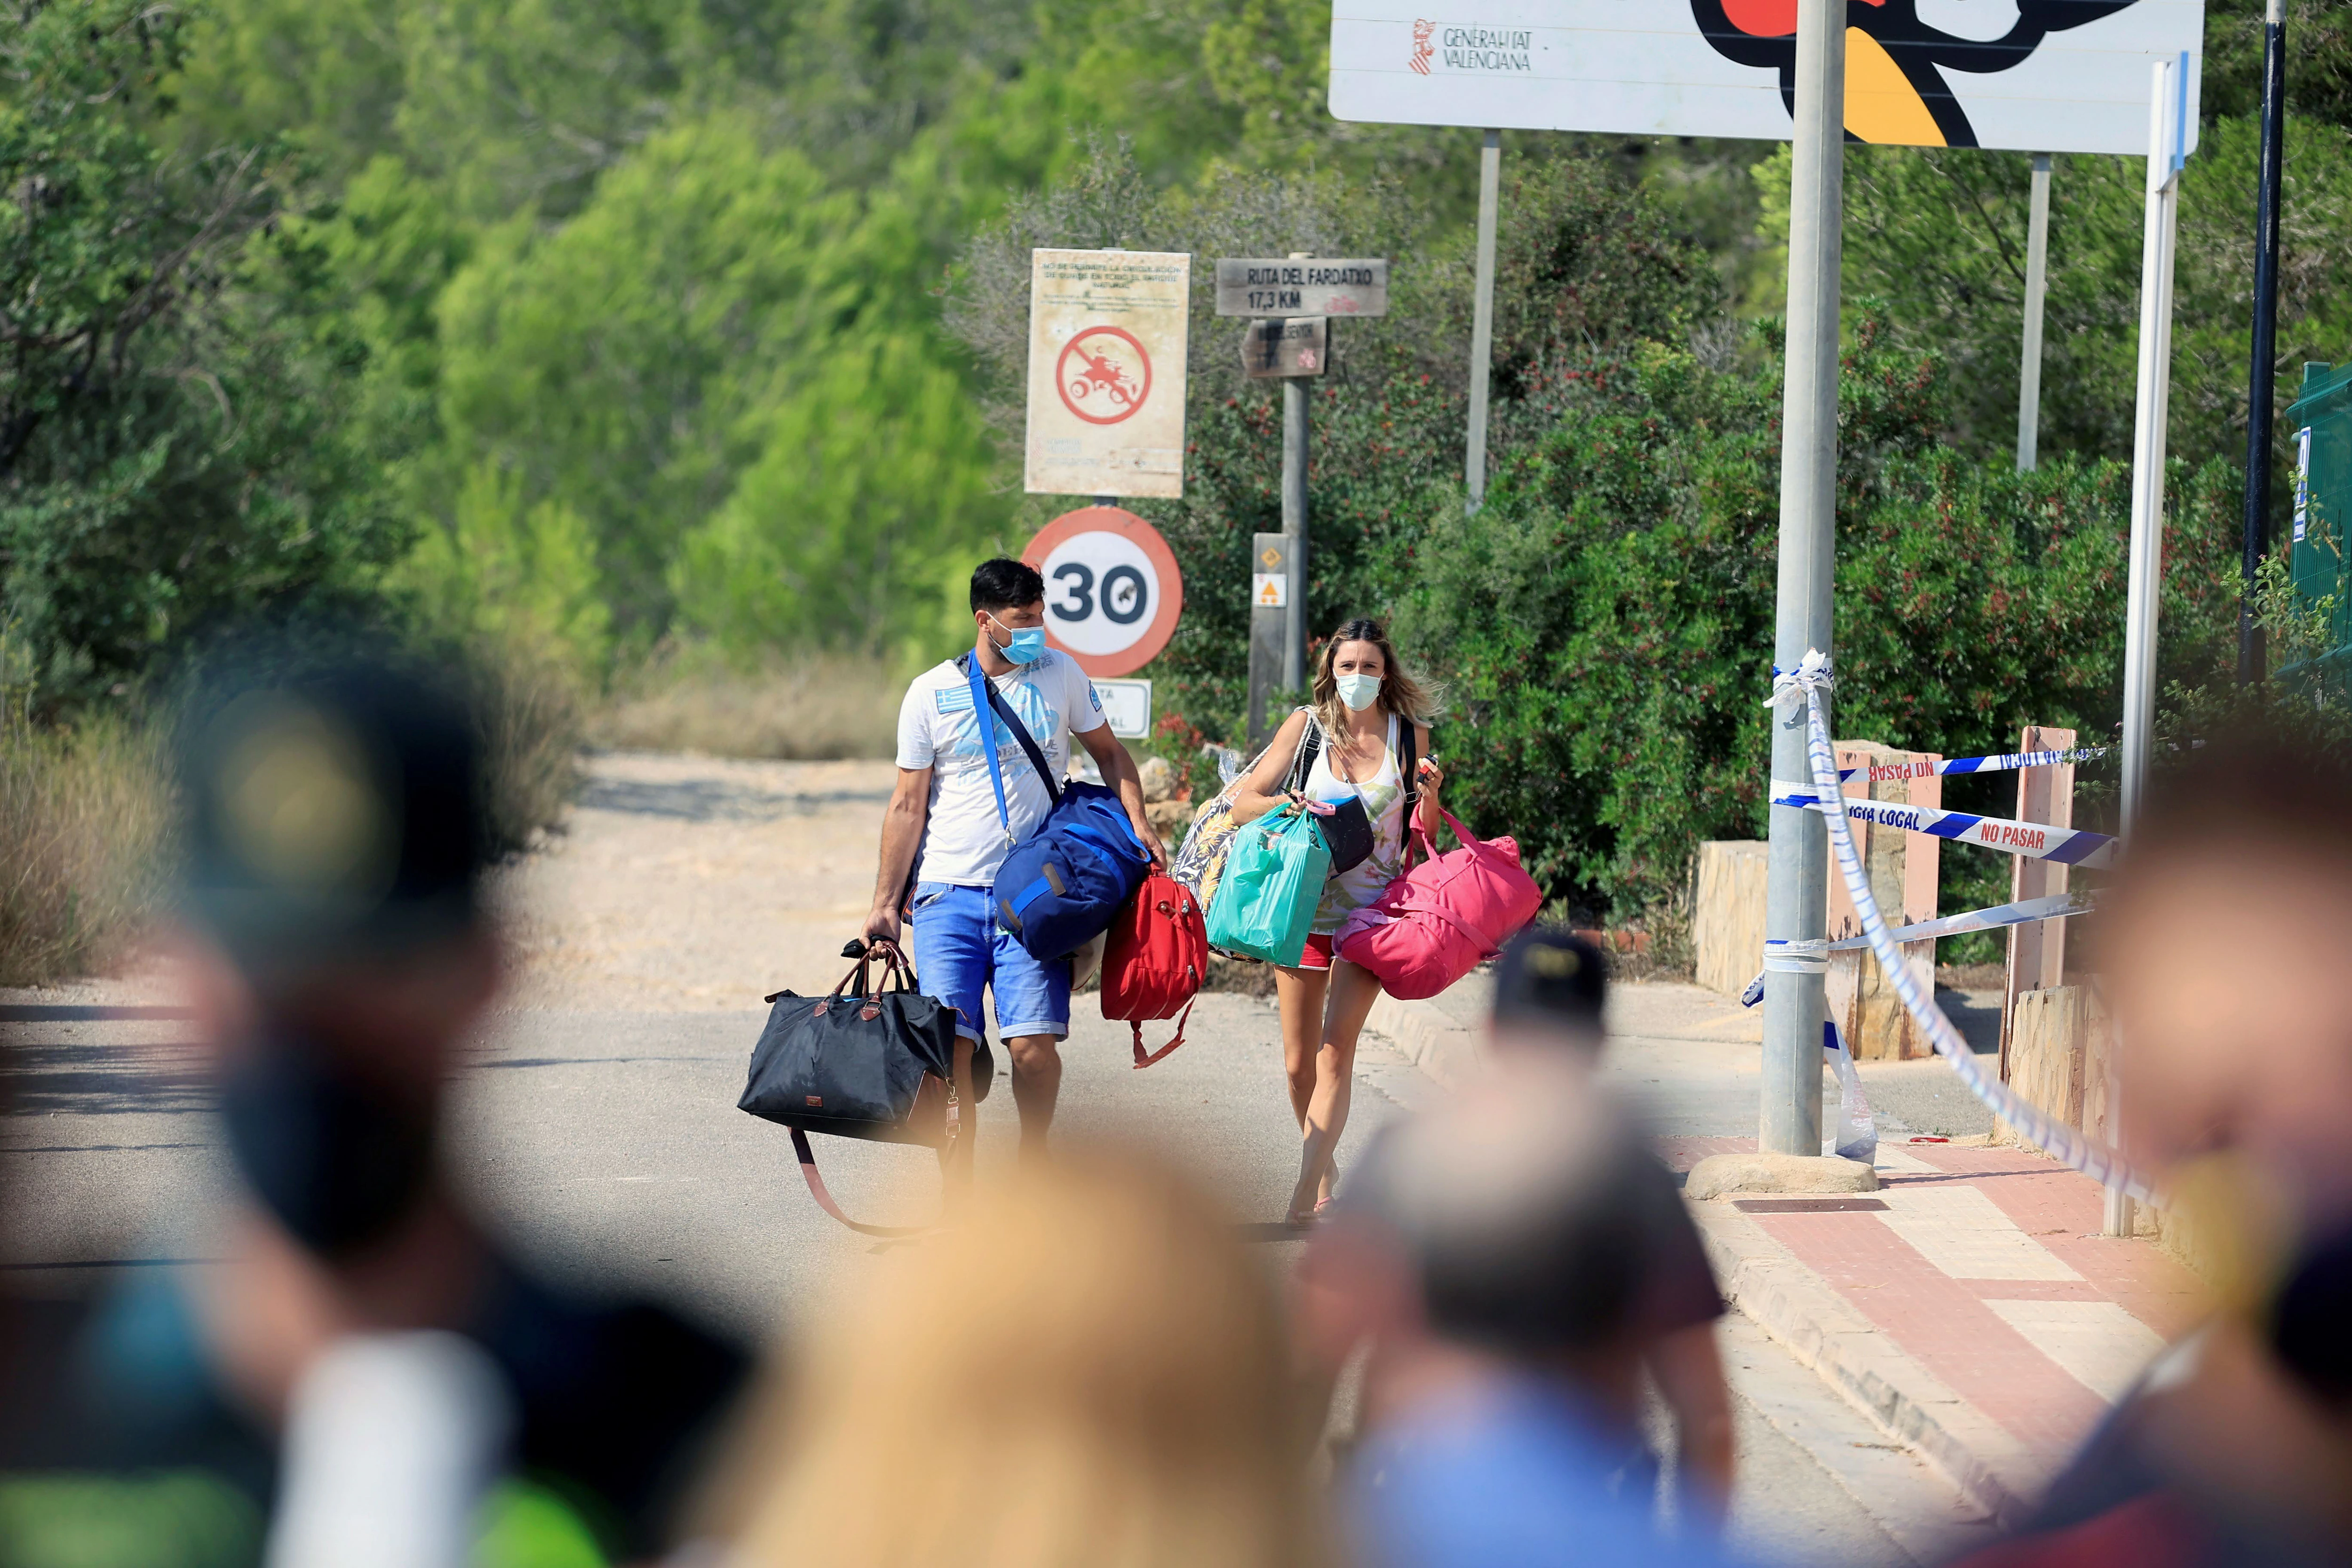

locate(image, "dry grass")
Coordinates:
463 637 588 854
593 652 901 760
0 708 171 986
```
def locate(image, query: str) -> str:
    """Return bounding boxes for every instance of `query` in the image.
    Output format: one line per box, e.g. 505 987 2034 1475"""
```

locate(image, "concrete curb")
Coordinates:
1361 991 1484 1086
1688 1200 2045 1528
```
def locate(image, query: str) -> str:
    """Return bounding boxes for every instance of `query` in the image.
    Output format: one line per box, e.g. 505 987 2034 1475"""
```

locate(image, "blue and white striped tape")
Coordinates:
1740 891 2095 1007
1780 653 2159 1203
1826 745 2110 786
1769 786 2117 869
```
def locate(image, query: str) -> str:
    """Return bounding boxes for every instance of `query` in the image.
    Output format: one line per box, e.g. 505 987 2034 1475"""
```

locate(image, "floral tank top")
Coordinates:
1303 713 1407 936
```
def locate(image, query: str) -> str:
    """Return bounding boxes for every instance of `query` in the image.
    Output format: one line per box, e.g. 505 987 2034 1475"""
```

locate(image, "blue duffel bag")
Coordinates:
962 653 1152 962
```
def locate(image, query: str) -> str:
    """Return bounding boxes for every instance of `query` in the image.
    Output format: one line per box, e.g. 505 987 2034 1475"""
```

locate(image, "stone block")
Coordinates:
1138 755 1180 804
1685 1151 1880 1199
1693 840 1769 998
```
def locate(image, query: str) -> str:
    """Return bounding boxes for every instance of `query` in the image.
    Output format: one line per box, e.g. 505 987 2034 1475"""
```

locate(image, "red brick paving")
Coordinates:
1669 1133 2213 1465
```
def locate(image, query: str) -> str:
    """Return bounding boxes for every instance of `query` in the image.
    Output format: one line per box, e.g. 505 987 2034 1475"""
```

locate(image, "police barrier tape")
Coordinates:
1769 785 2118 869
1825 745 2110 785
1771 654 2160 1203
1739 891 2096 1008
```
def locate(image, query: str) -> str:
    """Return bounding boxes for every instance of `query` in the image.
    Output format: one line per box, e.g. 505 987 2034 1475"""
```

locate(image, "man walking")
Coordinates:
863 559 1162 1159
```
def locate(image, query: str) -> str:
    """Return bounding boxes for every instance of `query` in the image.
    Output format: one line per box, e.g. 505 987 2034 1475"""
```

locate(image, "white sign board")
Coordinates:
1025 250 1192 498
1022 506 1186 678
1092 679 1153 740
1251 573 1288 607
1329 0 2203 156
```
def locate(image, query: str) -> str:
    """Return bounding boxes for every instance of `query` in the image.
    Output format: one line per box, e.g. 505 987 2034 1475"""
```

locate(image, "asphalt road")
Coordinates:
0 750 1996 1565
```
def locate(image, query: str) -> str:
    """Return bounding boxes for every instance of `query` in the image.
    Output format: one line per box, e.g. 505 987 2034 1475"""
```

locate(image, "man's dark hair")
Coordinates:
1348 1075 1658 1357
970 558 1046 614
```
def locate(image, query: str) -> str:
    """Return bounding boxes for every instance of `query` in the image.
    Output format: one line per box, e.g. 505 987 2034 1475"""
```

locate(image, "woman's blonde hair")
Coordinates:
728 1153 1331 1568
1310 615 1442 749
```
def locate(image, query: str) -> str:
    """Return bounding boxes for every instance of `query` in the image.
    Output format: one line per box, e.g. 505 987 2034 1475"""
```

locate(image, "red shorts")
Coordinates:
1292 933 1336 972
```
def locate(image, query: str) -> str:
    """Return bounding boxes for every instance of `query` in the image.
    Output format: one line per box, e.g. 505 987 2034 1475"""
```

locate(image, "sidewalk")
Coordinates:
1360 977 2210 1527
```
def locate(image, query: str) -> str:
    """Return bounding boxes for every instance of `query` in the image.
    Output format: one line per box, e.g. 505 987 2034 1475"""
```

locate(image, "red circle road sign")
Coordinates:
1055 326 1152 426
1023 507 1184 677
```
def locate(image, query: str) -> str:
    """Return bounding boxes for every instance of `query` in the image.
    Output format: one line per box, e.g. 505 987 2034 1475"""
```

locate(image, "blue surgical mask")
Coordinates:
1336 672 1383 711
989 615 1048 665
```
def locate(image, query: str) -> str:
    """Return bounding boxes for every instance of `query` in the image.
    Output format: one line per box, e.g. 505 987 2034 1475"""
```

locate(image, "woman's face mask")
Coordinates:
1336 671 1383 711
986 613 1048 665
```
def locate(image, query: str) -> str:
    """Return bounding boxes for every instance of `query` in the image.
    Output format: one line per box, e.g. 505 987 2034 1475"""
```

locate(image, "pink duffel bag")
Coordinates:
1334 807 1544 1000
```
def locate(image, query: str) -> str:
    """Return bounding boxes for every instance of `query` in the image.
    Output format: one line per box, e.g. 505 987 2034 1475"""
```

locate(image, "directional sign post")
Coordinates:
1217 255 1390 739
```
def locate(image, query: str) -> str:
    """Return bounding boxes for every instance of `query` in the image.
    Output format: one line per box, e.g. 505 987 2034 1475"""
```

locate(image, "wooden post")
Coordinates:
1823 741 1940 1060
1999 724 2077 1080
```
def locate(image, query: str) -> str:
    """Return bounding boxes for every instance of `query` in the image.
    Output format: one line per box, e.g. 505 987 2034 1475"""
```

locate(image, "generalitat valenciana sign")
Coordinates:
1025 250 1191 499
1328 0 2204 155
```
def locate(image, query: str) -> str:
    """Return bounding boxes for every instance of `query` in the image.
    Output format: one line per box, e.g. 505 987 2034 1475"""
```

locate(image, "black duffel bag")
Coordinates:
739 941 983 1234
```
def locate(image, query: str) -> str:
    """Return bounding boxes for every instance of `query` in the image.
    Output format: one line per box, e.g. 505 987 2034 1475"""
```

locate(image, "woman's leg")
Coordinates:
1291 959 1384 1218
1273 964 1331 1130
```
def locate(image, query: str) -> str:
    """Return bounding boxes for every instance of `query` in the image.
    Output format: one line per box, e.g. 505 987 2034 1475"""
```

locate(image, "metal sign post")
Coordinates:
2116 52 2191 1238
2017 153 2052 472
1218 254 1389 742
1466 130 1502 509
2240 0 2288 687
1761 0 1846 1160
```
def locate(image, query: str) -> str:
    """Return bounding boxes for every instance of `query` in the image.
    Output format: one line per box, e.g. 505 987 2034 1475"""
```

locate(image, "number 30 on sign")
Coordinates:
1022 506 1186 678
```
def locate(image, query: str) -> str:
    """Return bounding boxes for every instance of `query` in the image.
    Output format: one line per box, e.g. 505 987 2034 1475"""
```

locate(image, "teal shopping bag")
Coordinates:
1204 804 1331 967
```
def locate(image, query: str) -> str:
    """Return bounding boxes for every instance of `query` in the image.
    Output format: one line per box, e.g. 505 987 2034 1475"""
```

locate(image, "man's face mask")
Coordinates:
986 614 1048 665
218 1032 439 1259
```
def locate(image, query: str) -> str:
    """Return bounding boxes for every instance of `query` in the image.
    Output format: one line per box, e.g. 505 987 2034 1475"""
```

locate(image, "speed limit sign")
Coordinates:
1022 506 1185 678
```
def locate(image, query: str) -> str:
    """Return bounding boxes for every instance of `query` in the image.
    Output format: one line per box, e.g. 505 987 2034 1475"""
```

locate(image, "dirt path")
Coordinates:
497 751 901 1011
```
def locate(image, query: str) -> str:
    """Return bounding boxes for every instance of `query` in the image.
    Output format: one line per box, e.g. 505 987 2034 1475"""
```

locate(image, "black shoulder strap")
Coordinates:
1400 718 1421 817
957 652 1062 805
1287 708 1322 794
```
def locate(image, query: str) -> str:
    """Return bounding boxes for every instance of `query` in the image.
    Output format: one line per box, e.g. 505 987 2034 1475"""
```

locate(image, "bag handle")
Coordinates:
959 651 1061 847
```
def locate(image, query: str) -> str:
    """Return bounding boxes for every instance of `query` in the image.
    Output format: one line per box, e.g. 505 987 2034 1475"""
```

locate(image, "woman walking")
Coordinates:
1230 618 1443 1226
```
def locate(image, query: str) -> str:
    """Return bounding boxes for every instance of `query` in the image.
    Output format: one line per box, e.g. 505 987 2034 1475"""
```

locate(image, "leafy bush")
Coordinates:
1391 315 2243 923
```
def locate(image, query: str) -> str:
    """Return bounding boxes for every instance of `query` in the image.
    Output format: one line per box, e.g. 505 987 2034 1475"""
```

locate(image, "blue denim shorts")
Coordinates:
907 881 1071 1042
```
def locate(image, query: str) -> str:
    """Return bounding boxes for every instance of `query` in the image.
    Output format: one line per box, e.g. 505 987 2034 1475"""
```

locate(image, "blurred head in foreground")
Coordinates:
733 1153 1327 1568
1980 726 2352 1567
1488 926 1609 1059
1307 1059 1659 1413
1302 1060 1732 1568
2102 727 2352 1241
173 644 501 1261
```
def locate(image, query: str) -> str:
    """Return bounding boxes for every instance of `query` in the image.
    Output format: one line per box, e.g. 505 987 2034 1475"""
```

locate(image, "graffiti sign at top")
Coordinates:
1328 0 2205 155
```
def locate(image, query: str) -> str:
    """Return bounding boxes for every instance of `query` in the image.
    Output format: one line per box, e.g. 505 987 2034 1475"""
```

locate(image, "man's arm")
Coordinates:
1076 724 1164 866
863 766 932 945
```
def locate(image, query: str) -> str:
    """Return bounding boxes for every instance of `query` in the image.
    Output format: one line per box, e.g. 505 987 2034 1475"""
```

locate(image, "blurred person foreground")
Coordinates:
714 1150 1332 1568
1964 729 2352 1568
0 644 747 1568
1302 1045 1741 1568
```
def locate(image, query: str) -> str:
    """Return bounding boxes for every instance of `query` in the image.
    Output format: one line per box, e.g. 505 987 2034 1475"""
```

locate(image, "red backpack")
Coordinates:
1100 871 1208 1067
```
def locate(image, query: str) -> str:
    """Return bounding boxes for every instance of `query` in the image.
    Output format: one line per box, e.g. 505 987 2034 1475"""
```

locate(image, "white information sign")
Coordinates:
1252 573 1288 607
1329 0 2203 155
1092 679 1154 739
1025 250 1192 498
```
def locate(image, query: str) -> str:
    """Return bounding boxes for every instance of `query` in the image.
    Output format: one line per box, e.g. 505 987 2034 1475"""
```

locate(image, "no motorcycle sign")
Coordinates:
1024 250 1190 499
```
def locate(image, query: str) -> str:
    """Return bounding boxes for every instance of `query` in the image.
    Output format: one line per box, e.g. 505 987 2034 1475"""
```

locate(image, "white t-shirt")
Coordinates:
896 649 1107 886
